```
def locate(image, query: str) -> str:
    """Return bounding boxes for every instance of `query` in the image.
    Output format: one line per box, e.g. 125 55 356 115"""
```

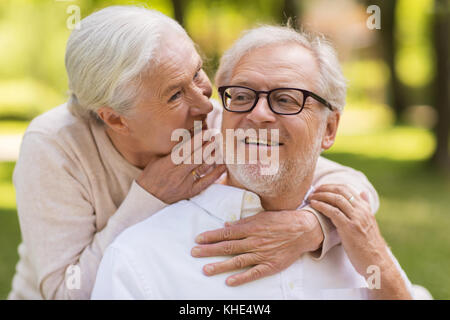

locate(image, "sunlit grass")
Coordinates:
0 161 18 299
0 121 29 135
0 162 16 210
0 183 16 210
327 126 436 161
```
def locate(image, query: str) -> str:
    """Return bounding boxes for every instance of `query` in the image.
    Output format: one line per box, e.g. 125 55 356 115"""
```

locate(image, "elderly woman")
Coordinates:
9 6 379 299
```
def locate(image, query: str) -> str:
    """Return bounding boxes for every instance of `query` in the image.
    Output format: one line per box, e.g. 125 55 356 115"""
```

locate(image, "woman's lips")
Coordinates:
188 121 208 137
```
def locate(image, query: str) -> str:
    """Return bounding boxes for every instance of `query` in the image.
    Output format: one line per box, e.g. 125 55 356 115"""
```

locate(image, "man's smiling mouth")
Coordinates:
244 137 283 146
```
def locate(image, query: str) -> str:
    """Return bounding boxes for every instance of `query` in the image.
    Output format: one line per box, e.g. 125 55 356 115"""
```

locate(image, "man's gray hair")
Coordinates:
215 25 347 113
65 6 188 121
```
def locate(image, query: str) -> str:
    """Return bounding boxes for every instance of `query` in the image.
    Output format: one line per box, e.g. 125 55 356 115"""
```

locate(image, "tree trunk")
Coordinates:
379 0 407 122
432 0 450 170
171 0 186 27
281 0 300 27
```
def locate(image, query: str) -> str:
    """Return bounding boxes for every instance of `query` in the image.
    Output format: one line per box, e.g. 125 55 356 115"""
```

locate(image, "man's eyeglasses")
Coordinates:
218 85 333 115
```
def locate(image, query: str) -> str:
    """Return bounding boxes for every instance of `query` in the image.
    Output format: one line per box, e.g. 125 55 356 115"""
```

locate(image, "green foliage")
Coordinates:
0 161 20 299
396 0 435 87
0 207 21 300
0 79 65 121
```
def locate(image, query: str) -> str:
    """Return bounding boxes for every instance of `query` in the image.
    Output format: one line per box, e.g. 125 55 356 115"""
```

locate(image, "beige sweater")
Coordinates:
8 103 379 300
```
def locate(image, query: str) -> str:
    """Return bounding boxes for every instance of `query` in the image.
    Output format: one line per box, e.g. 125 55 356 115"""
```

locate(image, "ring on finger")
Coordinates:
347 195 355 205
192 170 201 181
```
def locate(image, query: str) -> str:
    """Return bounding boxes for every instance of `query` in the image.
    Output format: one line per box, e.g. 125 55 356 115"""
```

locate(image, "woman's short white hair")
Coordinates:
65 5 188 121
215 25 347 113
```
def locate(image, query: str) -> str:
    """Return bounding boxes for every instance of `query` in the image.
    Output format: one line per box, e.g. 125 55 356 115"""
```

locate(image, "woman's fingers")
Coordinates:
224 213 260 227
309 191 354 219
201 253 260 278
312 184 367 213
309 199 348 228
201 253 277 287
191 238 255 258
314 184 358 201
195 223 252 244
190 164 226 196
360 191 370 204
225 263 275 287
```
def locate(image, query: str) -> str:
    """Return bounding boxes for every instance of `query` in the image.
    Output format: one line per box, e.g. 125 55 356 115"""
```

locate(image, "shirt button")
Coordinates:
230 214 237 221
289 282 294 290
244 193 256 204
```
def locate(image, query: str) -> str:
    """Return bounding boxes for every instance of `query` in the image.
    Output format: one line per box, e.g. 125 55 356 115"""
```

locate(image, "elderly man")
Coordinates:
10 6 379 300
91 25 412 299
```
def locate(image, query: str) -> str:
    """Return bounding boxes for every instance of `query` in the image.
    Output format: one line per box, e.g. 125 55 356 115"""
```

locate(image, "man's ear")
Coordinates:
321 110 340 151
96 107 130 135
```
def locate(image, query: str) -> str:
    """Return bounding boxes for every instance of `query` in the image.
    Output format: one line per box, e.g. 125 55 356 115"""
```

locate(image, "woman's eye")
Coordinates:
169 91 182 102
194 70 201 80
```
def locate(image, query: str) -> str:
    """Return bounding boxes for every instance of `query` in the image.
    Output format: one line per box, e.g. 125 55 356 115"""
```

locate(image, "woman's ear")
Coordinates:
96 107 130 135
321 110 340 151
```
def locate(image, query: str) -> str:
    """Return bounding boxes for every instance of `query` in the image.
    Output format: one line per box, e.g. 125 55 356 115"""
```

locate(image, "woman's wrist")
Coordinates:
367 253 412 299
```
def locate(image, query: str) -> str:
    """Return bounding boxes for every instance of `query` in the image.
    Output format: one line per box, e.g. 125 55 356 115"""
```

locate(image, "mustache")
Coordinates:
231 125 290 141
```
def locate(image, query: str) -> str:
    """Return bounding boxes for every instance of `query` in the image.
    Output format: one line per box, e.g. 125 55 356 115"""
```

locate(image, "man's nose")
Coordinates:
189 84 213 116
246 95 277 123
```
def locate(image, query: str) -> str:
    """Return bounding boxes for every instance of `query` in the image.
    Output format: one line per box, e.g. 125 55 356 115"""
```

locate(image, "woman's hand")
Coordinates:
308 184 412 299
309 184 389 275
137 130 226 204
191 209 324 286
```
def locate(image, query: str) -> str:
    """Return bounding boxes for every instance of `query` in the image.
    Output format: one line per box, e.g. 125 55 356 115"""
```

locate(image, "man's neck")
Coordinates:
105 126 157 170
224 172 313 211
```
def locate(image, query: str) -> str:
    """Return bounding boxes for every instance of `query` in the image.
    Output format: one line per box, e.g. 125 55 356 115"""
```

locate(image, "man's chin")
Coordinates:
226 163 284 196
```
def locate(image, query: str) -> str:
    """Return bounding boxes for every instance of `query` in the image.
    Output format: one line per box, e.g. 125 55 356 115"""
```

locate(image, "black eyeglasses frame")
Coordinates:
218 85 334 115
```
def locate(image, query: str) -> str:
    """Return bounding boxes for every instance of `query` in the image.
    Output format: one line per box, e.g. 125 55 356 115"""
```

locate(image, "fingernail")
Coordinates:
195 235 204 243
191 247 201 256
204 265 214 274
227 277 236 286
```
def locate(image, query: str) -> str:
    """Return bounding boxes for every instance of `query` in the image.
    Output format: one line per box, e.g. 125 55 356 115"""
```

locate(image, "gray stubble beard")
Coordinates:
226 131 324 197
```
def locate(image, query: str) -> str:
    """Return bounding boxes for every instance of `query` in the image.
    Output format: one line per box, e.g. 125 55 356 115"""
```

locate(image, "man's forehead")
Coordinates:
231 43 318 88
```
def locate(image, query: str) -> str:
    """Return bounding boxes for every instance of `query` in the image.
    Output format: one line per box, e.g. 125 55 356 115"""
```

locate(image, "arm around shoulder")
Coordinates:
14 132 166 299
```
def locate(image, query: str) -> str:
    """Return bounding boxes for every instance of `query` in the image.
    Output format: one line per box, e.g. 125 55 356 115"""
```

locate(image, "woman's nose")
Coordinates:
189 85 213 116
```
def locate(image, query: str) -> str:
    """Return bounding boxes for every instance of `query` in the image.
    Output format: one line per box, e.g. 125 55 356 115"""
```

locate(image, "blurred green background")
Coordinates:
0 0 449 299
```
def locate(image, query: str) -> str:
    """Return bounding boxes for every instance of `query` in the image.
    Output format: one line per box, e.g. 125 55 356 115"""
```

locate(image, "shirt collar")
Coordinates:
189 183 315 223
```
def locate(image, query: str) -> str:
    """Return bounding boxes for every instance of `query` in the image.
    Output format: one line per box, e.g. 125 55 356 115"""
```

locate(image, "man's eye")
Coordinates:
169 91 182 102
235 93 252 101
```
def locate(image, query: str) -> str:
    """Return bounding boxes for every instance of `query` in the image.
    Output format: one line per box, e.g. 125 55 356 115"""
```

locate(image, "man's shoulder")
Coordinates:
110 200 194 252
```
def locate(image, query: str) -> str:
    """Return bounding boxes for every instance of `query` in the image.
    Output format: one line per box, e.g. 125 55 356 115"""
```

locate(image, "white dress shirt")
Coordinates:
91 183 411 300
